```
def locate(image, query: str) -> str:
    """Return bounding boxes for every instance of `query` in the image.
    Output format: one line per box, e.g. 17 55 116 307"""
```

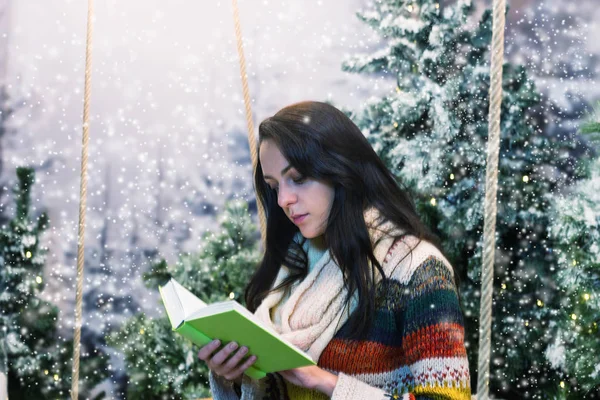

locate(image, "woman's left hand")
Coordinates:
279 366 338 397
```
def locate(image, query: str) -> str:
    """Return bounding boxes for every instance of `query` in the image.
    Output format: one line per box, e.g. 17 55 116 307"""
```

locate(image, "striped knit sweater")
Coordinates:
210 234 471 399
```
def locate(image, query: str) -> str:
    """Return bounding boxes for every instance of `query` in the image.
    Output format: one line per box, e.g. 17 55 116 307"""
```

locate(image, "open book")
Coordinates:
159 278 316 380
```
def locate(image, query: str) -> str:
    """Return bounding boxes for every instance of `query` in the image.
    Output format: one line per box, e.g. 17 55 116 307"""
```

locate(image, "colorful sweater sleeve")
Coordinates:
327 256 471 400
395 257 471 399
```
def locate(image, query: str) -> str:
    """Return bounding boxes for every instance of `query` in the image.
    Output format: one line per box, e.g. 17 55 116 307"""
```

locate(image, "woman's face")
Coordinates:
259 139 335 239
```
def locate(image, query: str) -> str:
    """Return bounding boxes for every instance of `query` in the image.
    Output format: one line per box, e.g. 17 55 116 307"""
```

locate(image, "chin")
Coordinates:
300 228 325 240
297 227 314 239
300 230 315 239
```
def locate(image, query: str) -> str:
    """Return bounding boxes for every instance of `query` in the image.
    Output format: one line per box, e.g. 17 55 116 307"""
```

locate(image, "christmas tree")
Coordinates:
0 167 108 399
342 0 589 397
546 102 600 396
108 199 261 399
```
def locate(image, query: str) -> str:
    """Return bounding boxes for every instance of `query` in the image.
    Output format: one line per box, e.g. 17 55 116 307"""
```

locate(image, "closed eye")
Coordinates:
292 175 306 184
266 173 307 192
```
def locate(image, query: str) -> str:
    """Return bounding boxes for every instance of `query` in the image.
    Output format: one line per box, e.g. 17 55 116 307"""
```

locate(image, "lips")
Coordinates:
292 214 308 224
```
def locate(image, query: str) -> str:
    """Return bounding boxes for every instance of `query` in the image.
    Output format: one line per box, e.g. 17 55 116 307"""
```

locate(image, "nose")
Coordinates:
277 185 297 209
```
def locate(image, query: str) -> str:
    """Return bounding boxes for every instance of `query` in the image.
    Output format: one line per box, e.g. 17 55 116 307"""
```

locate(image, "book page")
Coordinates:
172 279 208 319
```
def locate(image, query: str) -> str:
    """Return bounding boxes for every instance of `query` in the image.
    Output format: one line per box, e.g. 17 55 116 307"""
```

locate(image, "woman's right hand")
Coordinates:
198 339 258 383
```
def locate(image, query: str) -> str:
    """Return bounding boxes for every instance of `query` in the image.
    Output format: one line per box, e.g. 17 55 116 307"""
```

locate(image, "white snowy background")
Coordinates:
2 0 389 327
0 0 599 397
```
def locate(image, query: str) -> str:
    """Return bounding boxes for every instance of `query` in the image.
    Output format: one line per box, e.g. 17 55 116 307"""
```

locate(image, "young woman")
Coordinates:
198 101 471 399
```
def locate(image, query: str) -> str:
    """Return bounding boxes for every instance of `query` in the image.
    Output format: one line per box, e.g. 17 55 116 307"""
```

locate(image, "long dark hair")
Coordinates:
245 101 458 339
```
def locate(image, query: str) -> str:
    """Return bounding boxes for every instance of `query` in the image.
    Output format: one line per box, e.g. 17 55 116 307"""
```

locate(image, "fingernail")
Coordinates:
229 342 238 350
239 346 248 354
212 339 220 346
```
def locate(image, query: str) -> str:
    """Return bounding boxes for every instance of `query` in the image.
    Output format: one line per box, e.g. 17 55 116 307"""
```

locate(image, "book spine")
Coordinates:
177 323 267 380
177 322 213 347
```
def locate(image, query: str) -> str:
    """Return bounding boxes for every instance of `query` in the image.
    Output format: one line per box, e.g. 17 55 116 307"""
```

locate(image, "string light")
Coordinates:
571 314 577 320
396 86 401 93
435 3 440 8
501 283 506 290
229 292 235 300
430 198 436 206
54 374 59 381
140 329 145 335
572 260 577 266
450 173 455 180
407 4 414 12
26 251 32 258
522 175 529 183
36 276 43 284
584 293 590 301
560 381 565 388
393 122 399 128
536 299 543 307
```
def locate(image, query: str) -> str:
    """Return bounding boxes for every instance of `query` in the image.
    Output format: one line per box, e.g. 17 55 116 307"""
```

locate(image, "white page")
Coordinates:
172 279 208 319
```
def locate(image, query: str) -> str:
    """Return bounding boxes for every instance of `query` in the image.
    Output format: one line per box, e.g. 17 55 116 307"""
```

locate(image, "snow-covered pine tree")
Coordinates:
546 102 600 397
0 167 108 399
108 199 261 399
343 0 588 397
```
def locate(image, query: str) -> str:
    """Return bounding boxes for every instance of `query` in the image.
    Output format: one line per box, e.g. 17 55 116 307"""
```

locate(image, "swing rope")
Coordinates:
232 0 267 247
477 0 506 398
70 0 94 398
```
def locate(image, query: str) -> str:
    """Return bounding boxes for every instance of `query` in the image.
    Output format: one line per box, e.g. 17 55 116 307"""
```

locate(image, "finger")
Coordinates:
210 341 239 367
225 354 257 379
198 339 221 361
222 345 249 371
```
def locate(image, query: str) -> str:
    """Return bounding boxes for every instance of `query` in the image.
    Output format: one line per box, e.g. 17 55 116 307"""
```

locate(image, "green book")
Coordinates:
158 278 316 380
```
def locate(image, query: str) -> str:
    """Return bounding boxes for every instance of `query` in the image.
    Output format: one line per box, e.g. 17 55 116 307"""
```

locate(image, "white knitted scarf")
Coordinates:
255 207 403 361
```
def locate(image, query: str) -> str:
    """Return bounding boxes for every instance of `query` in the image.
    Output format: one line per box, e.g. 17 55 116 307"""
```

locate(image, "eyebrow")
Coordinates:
263 165 293 181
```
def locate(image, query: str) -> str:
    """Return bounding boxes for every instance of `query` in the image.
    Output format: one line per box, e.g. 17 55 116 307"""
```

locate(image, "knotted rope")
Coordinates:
70 0 94 398
477 0 506 398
